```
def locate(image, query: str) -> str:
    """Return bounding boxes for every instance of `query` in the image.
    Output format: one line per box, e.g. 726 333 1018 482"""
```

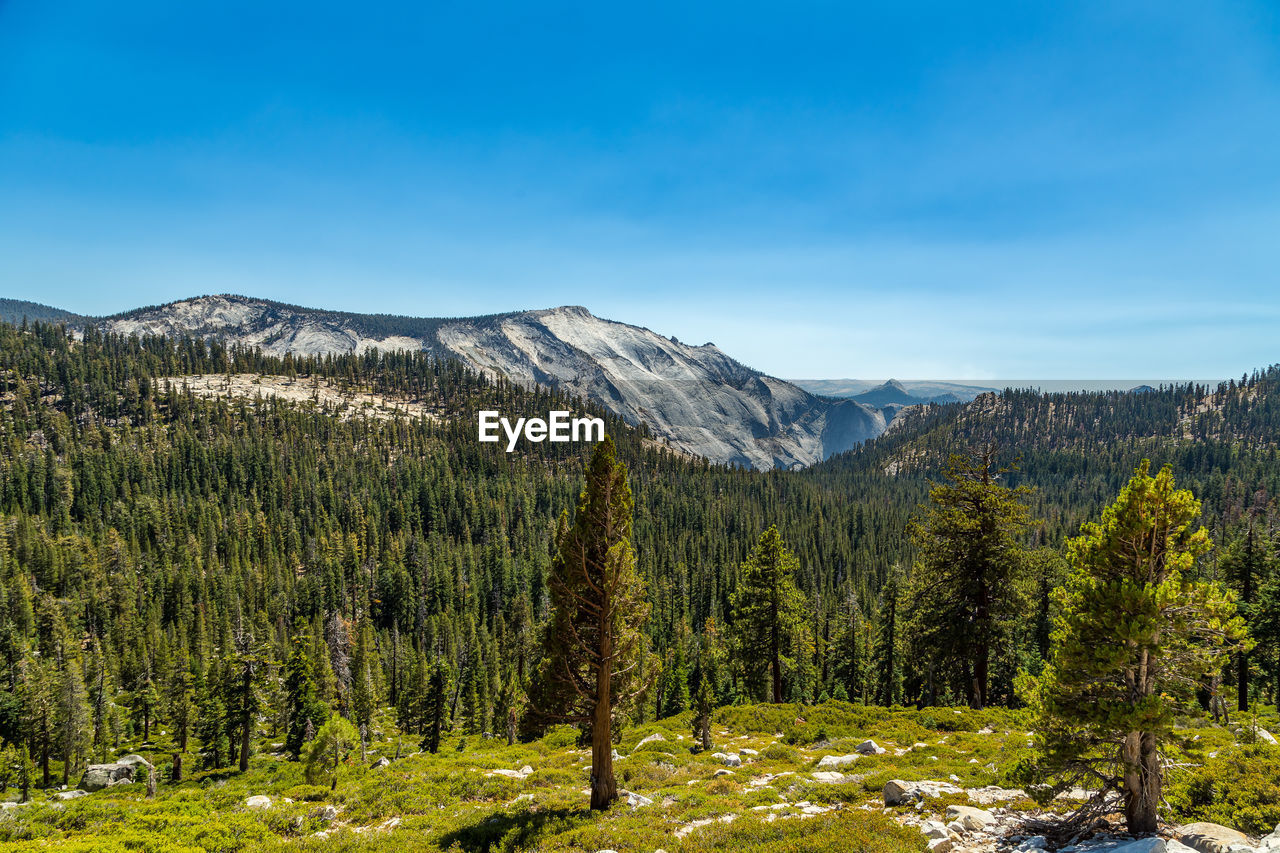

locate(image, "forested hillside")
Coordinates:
0 319 1277 811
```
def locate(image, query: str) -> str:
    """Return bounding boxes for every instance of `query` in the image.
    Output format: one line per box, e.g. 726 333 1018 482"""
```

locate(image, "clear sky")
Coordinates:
2 1 1279 380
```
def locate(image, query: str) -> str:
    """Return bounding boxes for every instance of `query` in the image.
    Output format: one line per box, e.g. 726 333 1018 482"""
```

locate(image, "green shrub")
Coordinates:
1165 744 1280 836
761 743 802 764
282 784 329 802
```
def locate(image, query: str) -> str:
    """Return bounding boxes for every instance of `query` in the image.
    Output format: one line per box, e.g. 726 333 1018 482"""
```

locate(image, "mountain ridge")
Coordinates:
5 294 891 470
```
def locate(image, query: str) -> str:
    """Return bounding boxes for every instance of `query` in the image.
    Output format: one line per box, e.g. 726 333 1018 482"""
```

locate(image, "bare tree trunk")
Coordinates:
171 752 183 783
1123 731 1161 834
506 707 516 746
590 634 616 810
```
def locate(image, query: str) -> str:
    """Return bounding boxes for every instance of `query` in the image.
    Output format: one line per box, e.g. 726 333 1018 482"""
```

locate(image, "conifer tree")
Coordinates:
305 715 357 790
18 652 55 788
874 567 904 706
1021 462 1249 835
530 436 653 810
227 628 267 773
1220 527 1269 711
284 625 328 759
908 447 1034 708
729 526 804 704
421 660 449 754
55 654 92 786
690 619 723 751
350 619 376 740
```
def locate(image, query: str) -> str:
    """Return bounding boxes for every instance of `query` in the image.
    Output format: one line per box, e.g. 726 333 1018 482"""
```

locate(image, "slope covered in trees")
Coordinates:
0 319 1277 811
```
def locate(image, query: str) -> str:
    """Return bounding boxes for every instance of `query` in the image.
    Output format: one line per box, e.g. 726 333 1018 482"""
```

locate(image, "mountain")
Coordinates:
792 378 997 403
33 294 891 470
0 298 85 326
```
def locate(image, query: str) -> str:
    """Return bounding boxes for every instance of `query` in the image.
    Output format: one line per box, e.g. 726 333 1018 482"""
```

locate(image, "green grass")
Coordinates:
0 701 1275 852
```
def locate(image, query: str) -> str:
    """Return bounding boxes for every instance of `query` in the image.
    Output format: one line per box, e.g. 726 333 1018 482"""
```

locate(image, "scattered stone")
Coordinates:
811 771 845 783
740 748 759 757
817 754 860 769
920 820 949 840
623 790 653 808
713 769 735 778
1178 823 1253 853
55 790 89 801
856 739 886 755
245 795 272 809
1260 825 1280 851
370 757 391 769
711 752 742 767
519 765 533 775
978 726 995 735
313 804 339 822
883 779 963 806
1256 728 1278 746
1016 837 1048 852
929 839 954 853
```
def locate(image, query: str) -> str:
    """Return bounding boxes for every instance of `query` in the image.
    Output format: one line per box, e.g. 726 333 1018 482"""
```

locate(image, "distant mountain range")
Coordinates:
791 378 997 405
0 295 894 470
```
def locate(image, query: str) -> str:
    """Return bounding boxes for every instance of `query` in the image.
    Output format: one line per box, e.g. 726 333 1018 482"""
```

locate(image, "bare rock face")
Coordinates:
1177 823 1254 853
100 297 894 470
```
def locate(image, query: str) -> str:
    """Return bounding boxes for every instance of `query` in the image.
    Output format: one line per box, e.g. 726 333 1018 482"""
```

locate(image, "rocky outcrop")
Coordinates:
79 755 153 791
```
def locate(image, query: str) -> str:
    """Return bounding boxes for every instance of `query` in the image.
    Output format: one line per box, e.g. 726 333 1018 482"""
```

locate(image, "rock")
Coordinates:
816 754 859 769
945 805 995 831
1179 824 1254 853
1260 826 1280 851
634 733 666 750
856 739 886 755
978 726 995 734
713 768 736 778
245 795 272 809
883 779 963 806
929 839 954 853
1111 839 1166 853
313 805 339 822
1257 728 1278 746
711 752 742 767
55 790 90 801
1016 836 1048 851
116 754 153 769
739 748 759 757
920 820 949 840
1167 842 1201 853
489 769 526 779
519 765 533 775
611 749 622 762
623 790 653 808
370 757 391 769
79 762 138 791
811 771 845 783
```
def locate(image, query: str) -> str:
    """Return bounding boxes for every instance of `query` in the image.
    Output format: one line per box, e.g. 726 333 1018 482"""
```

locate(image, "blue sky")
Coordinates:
2 1 1279 379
